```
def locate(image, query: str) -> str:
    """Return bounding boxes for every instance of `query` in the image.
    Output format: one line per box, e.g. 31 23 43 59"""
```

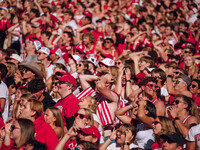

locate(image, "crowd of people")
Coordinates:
0 0 200 149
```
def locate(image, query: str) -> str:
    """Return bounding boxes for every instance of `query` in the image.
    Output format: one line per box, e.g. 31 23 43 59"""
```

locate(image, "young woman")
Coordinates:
77 61 89 75
44 107 64 140
183 55 198 78
55 108 94 150
151 116 176 150
1 118 35 149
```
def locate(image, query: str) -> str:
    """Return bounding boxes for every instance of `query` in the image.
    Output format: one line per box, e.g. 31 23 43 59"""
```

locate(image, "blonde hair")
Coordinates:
80 108 94 125
86 96 97 114
109 66 118 84
48 107 64 138
183 55 198 76
159 116 176 135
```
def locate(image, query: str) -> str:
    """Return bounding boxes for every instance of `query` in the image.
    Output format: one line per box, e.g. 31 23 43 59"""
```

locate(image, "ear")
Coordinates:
92 137 98 143
52 117 56 122
141 85 145 91
31 110 37 118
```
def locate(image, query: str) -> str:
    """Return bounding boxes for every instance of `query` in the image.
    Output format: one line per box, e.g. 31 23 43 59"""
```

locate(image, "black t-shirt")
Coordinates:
42 92 56 111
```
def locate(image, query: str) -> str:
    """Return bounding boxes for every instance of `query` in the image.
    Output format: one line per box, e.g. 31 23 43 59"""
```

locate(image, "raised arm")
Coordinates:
79 74 99 90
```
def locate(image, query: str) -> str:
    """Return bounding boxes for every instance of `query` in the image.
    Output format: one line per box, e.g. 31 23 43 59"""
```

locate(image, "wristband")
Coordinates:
124 142 130 146
173 117 179 121
126 80 131 83
167 75 173 78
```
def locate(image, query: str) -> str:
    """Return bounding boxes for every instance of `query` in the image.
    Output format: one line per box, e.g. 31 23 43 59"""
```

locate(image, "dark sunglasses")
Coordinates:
75 113 89 119
152 120 161 125
77 64 82 67
115 62 121 65
22 67 29 72
184 50 192 54
146 83 159 89
75 147 80 150
190 84 197 88
172 100 186 105
173 71 180 75
105 41 111 44
10 125 20 132
52 82 58 86
37 52 43 55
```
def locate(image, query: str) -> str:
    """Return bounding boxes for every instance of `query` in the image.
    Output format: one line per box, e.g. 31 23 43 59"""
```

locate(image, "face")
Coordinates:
10 120 21 141
62 33 70 44
174 78 186 90
33 90 43 101
83 36 90 45
74 109 89 129
15 89 22 101
50 53 58 61
44 108 56 125
152 118 162 135
37 51 48 61
162 139 181 150
25 40 35 51
99 63 108 72
138 60 149 71
115 60 124 69
165 27 172 36
77 62 85 74
26 24 32 33
104 40 112 49
57 80 69 95
19 102 35 119
183 48 193 57
184 56 193 67
78 96 92 108
22 68 35 79
172 97 188 112
143 81 157 97
190 81 199 94
19 97 28 106
152 72 162 84
116 126 126 145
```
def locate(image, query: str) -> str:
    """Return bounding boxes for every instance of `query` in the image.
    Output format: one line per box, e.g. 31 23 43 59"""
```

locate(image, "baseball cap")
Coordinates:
75 44 86 54
83 10 92 18
0 7 8 12
86 57 97 66
80 125 100 142
38 47 50 55
180 74 191 86
51 47 63 57
33 40 42 51
69 54 82 64
99 58 115 67
160 132 185 146
56 71 77 87
6 54 22 62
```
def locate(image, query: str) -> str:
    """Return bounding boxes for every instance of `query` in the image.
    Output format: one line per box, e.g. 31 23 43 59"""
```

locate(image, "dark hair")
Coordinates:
192 79 200 89
141 77 157 86
166 23 174 31
148 50 158 62
65 10 74 19
179 21 189 29
30 8 40 17
41 31 51 39
151 68 166 85
169 11 177 19
27 140 47 150
145 100 157 119
0 63 8 79
120 123 137 141
184 45 196 55
78 141 98 150
63 31 74 43
28 78 45 93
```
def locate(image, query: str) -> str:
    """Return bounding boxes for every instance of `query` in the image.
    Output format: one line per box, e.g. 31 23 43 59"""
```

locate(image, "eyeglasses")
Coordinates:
22 68 29 72
174 79 185 84
105 41 111 44
184 50 192 54
37 52 43 55
190 84 197 88
146 83 159 89
172 100 186 105
10 125 20 132
57 81 67 85
152 120 161 125
75 147 80 150
75 113 89 119
52 82 58 86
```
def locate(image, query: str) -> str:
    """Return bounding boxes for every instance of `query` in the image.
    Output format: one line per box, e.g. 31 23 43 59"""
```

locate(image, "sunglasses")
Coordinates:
75 147 80 150
173 71 181 75
77 64 82 67
105 41 111 44
184 50 192 54
190 84 197 88
152 120 161 125
174 79 185 84
52 82 58 86
172 100 186 105
146 83 159 89
37 52 43 55
10 125 20 132
75 113 89 119
22 68 29 72
115 62 121 65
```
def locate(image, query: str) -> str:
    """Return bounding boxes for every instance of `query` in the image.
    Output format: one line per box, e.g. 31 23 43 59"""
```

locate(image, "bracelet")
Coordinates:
0 138 4 141
173 117 179 121
126 80 131 83
124 142 130 146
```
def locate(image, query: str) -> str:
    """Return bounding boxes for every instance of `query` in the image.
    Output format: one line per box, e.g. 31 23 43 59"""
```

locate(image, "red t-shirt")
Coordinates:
54 94 79 126
34 116 59 150
151 141 162 150
64 138 77 150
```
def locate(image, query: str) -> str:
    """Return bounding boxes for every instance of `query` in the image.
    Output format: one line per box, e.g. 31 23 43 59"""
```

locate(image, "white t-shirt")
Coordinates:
0 81 9 122
45 64 55 80
93 114 104 144
186 124 200 149
107 142 140 150
63 20 78 35
161 87 169 97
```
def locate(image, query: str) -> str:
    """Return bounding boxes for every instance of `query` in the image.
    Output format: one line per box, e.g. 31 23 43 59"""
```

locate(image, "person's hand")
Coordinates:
0 127 5 140
138 100 147 107
118 67 125 78
67 126 78 137
52 30 58 36
168 105 178 119
88 24 94 28
5 122 12 135
125 67 131 80
109 128 117 141
125 129 133 143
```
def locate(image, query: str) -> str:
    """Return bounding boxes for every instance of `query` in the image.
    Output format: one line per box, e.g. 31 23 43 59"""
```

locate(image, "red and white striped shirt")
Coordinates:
76 87 127 126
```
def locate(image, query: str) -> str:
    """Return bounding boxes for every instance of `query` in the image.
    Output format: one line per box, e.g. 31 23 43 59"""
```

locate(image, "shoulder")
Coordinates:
186 115 198 127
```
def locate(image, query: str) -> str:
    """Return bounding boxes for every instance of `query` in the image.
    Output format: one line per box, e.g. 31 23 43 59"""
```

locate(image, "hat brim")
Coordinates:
20 63 43 78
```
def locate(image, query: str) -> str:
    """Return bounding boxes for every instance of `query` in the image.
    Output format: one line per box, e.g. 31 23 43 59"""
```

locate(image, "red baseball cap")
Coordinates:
56 71 77 87
75 44 86 53
83 10 92 18
80 125 100 142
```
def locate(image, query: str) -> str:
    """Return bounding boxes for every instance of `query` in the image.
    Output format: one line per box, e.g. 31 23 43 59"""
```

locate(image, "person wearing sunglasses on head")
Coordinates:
166 73 193 105
151 116 176 150
1 118 35 150
167 94 199 138
55 108 94 150
138 77 165 116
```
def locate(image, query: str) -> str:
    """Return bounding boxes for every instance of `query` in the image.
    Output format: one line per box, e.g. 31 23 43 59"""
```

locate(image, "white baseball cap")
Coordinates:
38 47 50 55
100 58 115 67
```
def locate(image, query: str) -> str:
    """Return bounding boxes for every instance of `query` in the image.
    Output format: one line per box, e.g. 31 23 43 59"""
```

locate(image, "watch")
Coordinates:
126 80 131 83
173 117 179 121
124 142 130 146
